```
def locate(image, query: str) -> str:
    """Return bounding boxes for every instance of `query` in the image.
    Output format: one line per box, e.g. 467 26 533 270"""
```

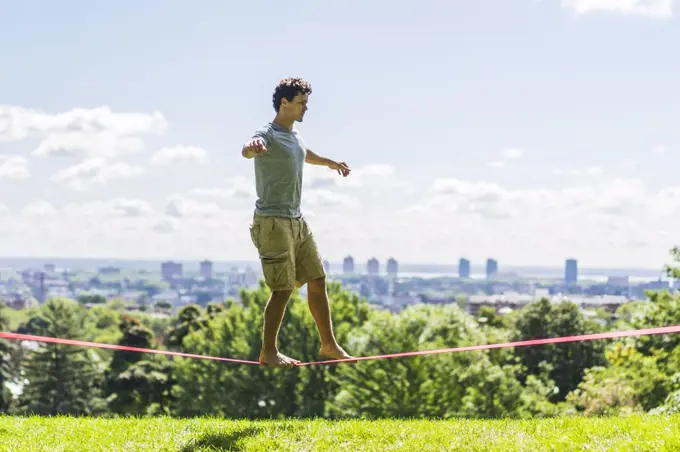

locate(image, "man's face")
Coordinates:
283 93 309 122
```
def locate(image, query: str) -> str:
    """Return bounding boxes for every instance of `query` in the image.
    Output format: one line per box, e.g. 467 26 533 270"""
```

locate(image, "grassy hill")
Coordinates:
1 414 679 451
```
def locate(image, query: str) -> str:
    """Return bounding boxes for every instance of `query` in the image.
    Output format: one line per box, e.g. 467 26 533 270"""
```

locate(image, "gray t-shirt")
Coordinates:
251 121 306 218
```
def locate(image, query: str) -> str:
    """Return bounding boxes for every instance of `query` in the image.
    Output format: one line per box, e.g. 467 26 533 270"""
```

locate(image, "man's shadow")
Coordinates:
178 426 262 452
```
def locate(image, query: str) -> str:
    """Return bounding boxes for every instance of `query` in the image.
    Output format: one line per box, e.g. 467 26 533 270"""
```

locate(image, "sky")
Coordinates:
0 0 678 269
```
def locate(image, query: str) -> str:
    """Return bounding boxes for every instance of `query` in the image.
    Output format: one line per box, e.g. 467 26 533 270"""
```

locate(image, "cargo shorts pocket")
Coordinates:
249 224 261 249
260 250 290 289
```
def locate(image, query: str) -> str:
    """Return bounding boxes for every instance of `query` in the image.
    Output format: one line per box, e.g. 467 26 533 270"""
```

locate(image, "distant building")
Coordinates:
44 263 56 273
459 258 470 279
323 260 330 273
200 260 213 279
343 256 354 274
387 258 398 277
367 258 379 276
98 266 121 275
565 259 578 284
36 272 46 303
161 261 183 281
486 259 498 279
607 276 629 286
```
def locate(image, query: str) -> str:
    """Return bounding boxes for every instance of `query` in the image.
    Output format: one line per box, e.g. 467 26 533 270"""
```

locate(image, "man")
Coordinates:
241 77 355 368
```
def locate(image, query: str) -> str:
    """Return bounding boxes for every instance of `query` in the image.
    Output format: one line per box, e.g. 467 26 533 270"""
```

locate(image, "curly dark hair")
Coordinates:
273 77 312 112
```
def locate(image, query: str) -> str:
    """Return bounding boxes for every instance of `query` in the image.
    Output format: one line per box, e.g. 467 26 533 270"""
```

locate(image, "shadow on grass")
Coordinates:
178 426 263 452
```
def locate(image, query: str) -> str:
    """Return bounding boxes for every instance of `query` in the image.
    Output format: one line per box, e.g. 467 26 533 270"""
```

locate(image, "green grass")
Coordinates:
1 414 680 451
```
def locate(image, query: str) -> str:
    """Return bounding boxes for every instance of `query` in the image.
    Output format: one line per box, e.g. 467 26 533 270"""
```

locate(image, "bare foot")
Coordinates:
259 349 300 368
319 343 358 363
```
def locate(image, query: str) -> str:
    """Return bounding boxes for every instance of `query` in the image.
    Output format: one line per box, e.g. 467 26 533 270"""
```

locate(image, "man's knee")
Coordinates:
266 289 293 309
270 289 293 300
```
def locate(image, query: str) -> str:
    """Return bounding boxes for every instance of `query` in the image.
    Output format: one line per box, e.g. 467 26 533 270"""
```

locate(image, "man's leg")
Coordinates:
306 276 354 360
295 218 355 361
259 289 300 368
250 215 299 368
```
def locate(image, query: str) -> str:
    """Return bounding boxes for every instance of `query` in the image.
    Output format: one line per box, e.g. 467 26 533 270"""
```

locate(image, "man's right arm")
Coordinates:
241 131 269 159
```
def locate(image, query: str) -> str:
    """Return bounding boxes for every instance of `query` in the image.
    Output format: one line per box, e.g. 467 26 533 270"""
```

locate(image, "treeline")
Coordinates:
1 262 680 419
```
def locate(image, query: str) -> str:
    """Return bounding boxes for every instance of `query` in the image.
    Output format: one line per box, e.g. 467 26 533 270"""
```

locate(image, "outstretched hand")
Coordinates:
329 160 351 177
243 138 267 156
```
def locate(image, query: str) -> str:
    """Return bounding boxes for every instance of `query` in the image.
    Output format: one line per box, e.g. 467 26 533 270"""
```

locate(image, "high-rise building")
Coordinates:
565 259 578 284
323 259 330 273
459 258 470 278
200 260 213 279
37 271 46 303
343 256 354 274
367 258 379 276
486 259 498 279
161 261 183 281
387 258 398 277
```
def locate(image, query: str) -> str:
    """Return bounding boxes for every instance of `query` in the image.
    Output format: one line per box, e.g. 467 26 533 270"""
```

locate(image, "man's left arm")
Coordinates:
305 149 351 177
305 149 333 167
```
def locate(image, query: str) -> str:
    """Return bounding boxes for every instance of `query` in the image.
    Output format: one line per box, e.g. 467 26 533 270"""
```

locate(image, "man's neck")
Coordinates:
273 114 295 131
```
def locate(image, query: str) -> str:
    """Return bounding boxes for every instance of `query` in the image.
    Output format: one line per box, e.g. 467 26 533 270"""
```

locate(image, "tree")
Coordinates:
477 305 505 328
104 315 175 415
107 315 154 375
0 302 14 412
630 290 680 376
154 301 172 311
77 294 107 305
327 303 549 419
165 304 210 348
18 298 104 415
513 298 606 401
664 246 680 280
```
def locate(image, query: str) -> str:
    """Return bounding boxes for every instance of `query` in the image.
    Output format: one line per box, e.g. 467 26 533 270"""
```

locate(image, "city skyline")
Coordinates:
0 255 668 278
1 1 679 268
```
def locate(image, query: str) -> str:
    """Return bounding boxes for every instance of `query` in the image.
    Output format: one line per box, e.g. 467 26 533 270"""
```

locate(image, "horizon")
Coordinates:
0 255 667 276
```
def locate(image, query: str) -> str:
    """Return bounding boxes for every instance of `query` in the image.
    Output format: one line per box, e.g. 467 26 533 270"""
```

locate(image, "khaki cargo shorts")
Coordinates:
249 214 327 291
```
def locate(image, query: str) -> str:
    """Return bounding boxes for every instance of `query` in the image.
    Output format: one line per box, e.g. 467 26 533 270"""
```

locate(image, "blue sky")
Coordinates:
0 0 678 269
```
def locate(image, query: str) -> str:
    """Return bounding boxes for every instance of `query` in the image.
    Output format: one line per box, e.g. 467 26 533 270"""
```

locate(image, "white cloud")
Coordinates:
1 105 166 159
423 177 664 220
654 145 669 154
620 159 638 168
0 175 676 267
153 218 179 234
65 199 154 218
164 195 223 219
552 166 603 176
0 105 167 142
20 198 153 218
561 0 673 18
305 163 398 189
488 148 525 168
356 164 395 177
0 97 675 268
502 148 525 160
189 176 255 200
0 156 30 179
393 177 680 263
33 132 145 158
50 158 144 190
151 145 208 165
303 189 361 208
21 200 57 216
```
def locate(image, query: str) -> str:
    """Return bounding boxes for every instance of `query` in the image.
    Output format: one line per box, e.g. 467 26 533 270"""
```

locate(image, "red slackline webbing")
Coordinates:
2 324 680 367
